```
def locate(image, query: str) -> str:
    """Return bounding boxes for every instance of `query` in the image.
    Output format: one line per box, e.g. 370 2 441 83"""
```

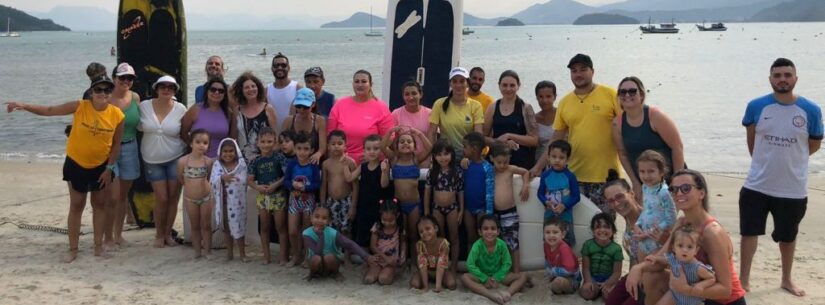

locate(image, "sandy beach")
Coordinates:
1 160 823 305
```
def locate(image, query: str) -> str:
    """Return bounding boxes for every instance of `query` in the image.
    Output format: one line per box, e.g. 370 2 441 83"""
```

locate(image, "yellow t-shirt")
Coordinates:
429 97 484 157
468 91 494 112
553 84 620 183
66 100 125 168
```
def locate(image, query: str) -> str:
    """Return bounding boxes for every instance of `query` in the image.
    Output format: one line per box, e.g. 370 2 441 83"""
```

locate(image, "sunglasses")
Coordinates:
92 86 113 94
294 104 310 109
157 83 176 90
208 87 226 94
272 63 288 68
117 75 135 82
618 88 639 97
668 184 700 195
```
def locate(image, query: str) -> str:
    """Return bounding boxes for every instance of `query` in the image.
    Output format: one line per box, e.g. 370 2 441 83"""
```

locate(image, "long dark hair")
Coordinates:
428 139 458 189
232 71 265 106
499 70 524 109
200 77 232 124
417 215 443 238
376 199 406 237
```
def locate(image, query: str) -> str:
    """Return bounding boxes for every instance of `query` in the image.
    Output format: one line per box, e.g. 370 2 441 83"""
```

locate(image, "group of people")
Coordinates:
5 51 820 304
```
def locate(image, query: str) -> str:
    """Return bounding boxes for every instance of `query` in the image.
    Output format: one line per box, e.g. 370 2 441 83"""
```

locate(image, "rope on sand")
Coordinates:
0 220 85 235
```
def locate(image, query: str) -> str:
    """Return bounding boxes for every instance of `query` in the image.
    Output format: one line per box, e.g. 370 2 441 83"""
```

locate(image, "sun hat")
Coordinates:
152 75 179 91
448 67 469 80
293 88 316 107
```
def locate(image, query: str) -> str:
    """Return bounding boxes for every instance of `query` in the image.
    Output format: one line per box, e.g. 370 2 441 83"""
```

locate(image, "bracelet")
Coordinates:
106 164 116 171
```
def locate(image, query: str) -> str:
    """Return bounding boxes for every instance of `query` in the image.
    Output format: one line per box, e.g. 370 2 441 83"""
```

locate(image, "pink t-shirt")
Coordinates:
328 96 394 163
392 106 432 157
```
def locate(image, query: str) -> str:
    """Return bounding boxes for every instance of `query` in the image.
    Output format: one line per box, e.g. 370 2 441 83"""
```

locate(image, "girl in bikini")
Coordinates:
381 125 432 261
410 215 457 292
176 129 215 259
364 199 407 285
424 139 464 271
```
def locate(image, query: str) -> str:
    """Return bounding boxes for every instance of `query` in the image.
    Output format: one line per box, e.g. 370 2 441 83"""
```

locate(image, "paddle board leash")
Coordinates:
417 0 430 86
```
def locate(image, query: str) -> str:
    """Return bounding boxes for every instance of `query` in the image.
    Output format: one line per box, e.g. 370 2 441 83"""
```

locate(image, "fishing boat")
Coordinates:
640 18 679 34
364 5 383 37
696 22 727 32
0 18 21 38
462 27 474 35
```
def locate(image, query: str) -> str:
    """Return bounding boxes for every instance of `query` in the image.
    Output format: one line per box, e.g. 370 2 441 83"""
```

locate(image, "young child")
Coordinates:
177 129 215 259
537 139 580 247
302 206 375 280
543 217 580 295
424 139 464 271
411 215 457 292
211 138 249 262
321 130 356 236
634 150 677 259
247 127 287 265
579 212 623 301
461 214 528 304
462 132 496 251
285 132 322 266
347 134 392 248
489 142 531 273
381 125 432 259
648 224 716 305
364 199 407 285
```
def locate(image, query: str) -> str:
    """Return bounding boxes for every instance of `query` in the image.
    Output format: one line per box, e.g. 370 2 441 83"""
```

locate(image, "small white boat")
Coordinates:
364 5 383 37
640 18 679 34
697 22 727 32
462 27 474 35
0 18 21 38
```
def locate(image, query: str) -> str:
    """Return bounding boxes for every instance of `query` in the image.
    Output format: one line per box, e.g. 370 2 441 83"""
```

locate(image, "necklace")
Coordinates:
575 84 596 103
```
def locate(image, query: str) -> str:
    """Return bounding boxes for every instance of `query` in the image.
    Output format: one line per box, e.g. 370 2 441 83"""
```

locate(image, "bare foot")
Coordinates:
115 237 128 247
500 291 512 303
277 259 287 266
742 280 750 292
488 292 505 305
103 240 116 252
781 281 806 297
240 256 251 263
62 249 79 263
153 238 165 248
94 245 113 259
164 237 178 247
286 260 297 267
301 261 309 269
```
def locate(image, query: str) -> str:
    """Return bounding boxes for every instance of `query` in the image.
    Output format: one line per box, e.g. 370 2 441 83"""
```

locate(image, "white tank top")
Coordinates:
266 80 298 130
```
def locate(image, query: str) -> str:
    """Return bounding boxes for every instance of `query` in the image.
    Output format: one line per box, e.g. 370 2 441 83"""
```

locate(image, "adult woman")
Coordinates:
181 77 238 158
625 170 747 305
534 81 557 160
6 75 124 262
392 81 432 165
327 70 393 163
139 75 187 248
282 88 326 164
612 76 685 199
233 72 277 163
427 67 484 159
483 70 538 169
103 63 141 249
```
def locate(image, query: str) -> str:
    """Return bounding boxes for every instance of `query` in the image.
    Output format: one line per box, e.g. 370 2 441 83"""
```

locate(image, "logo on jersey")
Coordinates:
792 115 806 128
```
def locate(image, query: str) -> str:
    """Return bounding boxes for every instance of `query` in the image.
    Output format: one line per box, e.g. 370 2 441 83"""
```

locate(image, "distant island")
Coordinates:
573 13 639 25
496 18 525 26
0 5 70 31
321 12 385 28
750 0 825 22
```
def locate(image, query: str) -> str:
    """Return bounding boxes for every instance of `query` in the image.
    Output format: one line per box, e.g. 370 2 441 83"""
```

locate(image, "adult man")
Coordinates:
530 54 620 214
739 58 822 297
304 67 335 118
267 53 303 129
194 56 225 104
467 67 494 111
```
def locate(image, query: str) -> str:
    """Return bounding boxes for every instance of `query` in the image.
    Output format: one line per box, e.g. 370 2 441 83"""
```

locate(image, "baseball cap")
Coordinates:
293 88 316 107
567 53 593 69
449 67 469 80
115 63 136 77
89 75 114 89
152 75 179 91
304 66 324 79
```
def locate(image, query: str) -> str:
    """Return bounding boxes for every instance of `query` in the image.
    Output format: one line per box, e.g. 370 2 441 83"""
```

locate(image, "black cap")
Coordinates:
567 53 593 69
304 66 324 79
89 75 114 89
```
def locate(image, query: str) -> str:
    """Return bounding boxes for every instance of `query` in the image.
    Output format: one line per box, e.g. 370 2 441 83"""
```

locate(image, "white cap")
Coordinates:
448 67 469 80
115 63 136 76
152 75 179 91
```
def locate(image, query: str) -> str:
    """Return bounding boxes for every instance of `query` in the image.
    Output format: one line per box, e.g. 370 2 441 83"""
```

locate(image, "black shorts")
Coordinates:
705 296 746 305
63 157 109 193
739 187 807 242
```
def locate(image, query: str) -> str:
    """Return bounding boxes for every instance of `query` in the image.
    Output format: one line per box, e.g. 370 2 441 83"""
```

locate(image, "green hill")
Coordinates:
750 0 825 22
0 5 70 31
574 13 640 25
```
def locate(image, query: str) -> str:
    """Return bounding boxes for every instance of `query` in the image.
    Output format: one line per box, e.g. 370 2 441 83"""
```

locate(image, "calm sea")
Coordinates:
1 24 824 174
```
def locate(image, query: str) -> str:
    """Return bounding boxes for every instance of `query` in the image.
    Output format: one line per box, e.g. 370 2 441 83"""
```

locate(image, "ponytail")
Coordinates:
443 90 453 113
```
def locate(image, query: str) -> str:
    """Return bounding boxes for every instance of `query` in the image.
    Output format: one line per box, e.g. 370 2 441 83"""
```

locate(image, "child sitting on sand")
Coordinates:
543 217 580 295
364 199 406 285
579 212 623 300
303 206 375 280
461 214 528 304
411 215 457 292
176 129 214 259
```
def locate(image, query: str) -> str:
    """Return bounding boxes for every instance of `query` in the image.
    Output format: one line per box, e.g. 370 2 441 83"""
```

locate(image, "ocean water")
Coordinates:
1 23 824 174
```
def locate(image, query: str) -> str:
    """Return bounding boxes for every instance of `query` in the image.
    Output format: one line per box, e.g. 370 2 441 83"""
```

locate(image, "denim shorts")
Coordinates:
113 140 141 180
144 158 178 182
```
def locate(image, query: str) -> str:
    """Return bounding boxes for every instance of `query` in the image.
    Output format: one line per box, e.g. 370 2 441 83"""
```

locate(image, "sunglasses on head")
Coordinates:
668 184 700 195
92 86 113 94
618 88 639 97
208 87 226 94
117 75 135 82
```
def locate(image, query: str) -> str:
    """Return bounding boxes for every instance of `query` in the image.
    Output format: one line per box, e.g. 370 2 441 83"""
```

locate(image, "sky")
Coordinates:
4 0 624 19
